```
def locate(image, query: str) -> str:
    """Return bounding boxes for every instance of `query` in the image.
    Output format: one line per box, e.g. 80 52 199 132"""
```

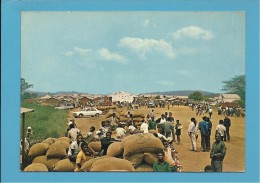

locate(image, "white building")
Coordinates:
110 91 135 103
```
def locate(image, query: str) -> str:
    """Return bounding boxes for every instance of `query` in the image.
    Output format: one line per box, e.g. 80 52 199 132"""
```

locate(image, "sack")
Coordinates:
81 156 109 172
55 137 71 144
46 141 69 159
24 163 48 172
53 158 75 172
121 133 164 157
143 153 158 165
90 157 134 172
28 143 49 157
177 125 183 129
32 155 61 171
135 163 153 172
41 138 56 145
124 153 144 168
88 141 101 152
107 142 123 157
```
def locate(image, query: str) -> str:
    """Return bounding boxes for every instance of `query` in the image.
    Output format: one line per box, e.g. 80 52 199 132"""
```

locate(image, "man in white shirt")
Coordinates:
209 108 213 119
188 118 198 151
140 120 149 133
68 134 83 162
216 120 226 141
115 125 126 138
68 123 81 142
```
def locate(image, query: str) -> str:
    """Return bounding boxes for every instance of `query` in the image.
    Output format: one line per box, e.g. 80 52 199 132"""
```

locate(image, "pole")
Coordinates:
21 113 25 170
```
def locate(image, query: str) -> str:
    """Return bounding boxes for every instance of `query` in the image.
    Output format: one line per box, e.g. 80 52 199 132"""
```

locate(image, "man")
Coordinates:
167 112 175 141
148 117 157 130
140 120 149 133
128 125 143 134
157 114 166 134
163 119 174 138
223 115 231 141
153 151 171 172
216 120 226 141
110 113 119 131
68 134 83 162
115 124 126 139
149 109 155 118
100 131 117 155
198 116 208 152
206 117 212 151
68 123 81 142
84 126 95 143
208 107 213 119
188 118 198 151
210 133 226 172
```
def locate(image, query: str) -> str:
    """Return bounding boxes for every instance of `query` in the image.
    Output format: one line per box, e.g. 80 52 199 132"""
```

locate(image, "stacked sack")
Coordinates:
26 137 75 172
119 111 145 128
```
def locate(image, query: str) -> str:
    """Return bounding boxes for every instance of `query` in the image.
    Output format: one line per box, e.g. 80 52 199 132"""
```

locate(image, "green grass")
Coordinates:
21 102 69 142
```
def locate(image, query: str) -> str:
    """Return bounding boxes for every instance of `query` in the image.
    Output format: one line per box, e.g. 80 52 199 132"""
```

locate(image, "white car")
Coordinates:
73 107 102 118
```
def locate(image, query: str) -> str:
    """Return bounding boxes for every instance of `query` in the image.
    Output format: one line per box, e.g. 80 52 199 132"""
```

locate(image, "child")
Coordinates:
175 120 183 145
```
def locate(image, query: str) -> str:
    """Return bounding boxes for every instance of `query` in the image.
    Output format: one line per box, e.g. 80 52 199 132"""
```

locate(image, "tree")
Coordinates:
222 75 245 100
21 78 33 94
188 91 203 101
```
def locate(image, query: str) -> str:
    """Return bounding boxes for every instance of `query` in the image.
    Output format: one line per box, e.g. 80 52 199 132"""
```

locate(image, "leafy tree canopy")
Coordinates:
188 91 203 101
21 78 33 94
222 75 245 100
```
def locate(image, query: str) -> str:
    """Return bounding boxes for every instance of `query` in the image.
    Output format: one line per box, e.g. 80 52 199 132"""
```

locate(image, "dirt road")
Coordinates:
69 105 245 172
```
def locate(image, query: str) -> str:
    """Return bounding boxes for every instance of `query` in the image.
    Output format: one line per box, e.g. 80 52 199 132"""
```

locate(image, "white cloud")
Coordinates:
118 37 175 60
98 48 127 64
74 47 92 56
63 51 74 57
172 26 215 40
157 81 175 86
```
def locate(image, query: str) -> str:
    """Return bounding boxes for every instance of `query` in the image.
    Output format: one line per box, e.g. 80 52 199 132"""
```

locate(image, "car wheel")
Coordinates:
79 114 83 118
95 113 99 117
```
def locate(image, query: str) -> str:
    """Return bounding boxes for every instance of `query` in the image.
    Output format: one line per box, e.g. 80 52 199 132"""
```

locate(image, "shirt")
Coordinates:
209 108 213 113
68 128 81 142
216 124 226 136
188 122 196 133
140 122 149 133
68 141 81 157
198 121 208 135
210 141 226 161
164 121 174 133
153 161 171 172
116 127 126 137
148 120 157 130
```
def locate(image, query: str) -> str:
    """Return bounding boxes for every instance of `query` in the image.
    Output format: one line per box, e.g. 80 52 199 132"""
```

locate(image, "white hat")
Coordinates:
68 121 73 126
27 126 32 130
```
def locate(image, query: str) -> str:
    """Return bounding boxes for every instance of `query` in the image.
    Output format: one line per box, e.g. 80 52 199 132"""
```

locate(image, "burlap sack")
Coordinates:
41 138 56 145
148 130 157 134
53 158 75 172
105 112 120 118
133 118 143 122
121 133 164 157
24 163 48 172
55 137 71 144
107 142 123 157
135 163 153 172
90 157 134 172
132 111 145 118
144 152 158 165
28 143 49 157
88 141 101 152
81 156 109 172
124 153 144 168
119 116 129 122
46 141 69 159
32 155 61 171
32 155 47 164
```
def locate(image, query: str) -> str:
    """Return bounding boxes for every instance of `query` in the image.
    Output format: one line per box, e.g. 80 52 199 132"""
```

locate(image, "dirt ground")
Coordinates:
68 105 245 172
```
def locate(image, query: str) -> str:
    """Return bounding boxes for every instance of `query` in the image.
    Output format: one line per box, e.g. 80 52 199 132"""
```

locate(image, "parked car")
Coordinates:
55 103 74 110
148 101 156 108
73 107 102 118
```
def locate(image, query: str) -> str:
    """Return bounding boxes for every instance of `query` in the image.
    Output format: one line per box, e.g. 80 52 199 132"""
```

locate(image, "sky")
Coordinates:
21 11 245 94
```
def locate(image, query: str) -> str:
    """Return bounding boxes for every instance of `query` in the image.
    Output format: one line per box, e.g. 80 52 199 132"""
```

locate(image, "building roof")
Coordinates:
221 94 241 99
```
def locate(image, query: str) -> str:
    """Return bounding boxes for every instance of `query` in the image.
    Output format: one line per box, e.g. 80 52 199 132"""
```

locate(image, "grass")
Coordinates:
21 102 69 142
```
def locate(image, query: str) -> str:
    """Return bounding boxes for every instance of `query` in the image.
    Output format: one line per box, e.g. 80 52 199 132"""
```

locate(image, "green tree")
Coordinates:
222 75 245 100
188 91 203 101
21 78 33 94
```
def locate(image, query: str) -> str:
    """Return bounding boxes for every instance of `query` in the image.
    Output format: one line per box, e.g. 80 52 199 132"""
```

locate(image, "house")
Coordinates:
218 94 241 103
111 91 135 103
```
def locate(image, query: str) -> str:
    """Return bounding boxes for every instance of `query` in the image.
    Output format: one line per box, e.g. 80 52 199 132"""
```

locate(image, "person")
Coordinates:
167 112 175 141
68 123 81 142
163 119 174 138
140 120 149 133
157 114 166 134
175 120 182 145
208 107 213 119
210 133 226 172
198 116 208 152
84 126 95 143
100 131 117 155
74 141 97 171
127 114 134 126
163 141 178 172
110 113 119 131
223 115 231 141
128 125 143 134
100 121 110 138
188 118 198 151
149 109 155 118
153 151 171 172
148 116 157 130
115 124 126 139
206 117 212 151
204 165 214 172
216 120 226 141
68 134 83 162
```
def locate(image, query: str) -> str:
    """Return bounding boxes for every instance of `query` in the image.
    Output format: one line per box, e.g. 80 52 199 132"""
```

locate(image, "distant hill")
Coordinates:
142 90 218 97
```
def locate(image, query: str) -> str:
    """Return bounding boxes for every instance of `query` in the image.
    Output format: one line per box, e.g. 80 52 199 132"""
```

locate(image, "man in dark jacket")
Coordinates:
223 115 231 141
100 131 117 155
210 133 226 172
206 117 212 151
198 116 208 152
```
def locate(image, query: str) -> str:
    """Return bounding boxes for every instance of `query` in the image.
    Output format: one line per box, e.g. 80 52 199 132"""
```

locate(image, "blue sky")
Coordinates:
21 11 245 94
